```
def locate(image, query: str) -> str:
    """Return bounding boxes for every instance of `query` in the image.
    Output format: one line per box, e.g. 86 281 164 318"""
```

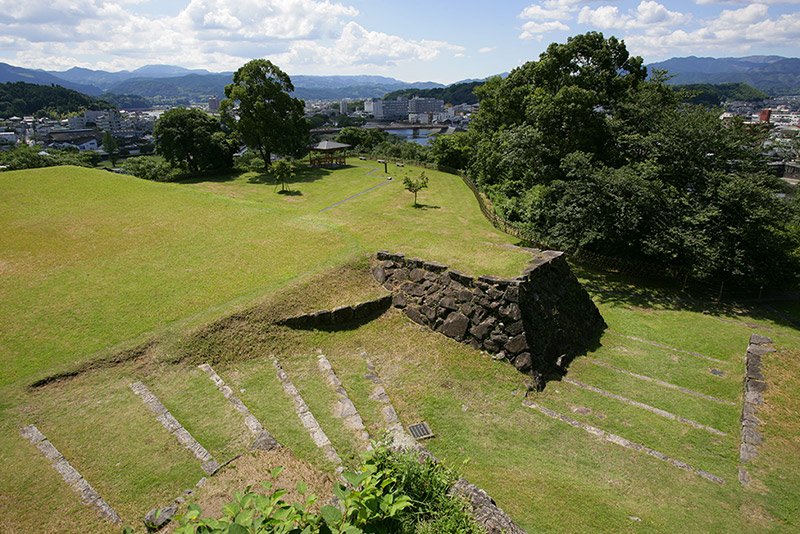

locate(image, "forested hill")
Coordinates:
382 81 483 105
675 82 768 106
648 55 800 95
0 82 114 118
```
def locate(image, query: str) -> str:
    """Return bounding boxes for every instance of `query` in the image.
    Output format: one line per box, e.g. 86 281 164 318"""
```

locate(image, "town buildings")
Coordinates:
364 96 445 121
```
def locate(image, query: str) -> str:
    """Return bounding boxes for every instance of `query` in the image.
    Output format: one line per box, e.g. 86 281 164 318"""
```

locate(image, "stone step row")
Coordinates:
589 359 736 406
273 357 343 469
607 330 729 366
739 334 774 486
130 381 220 475
563 377 726 436
198 363 279 451
361 351 420 451
361 352 523 533
20 424 122 525
317 353 372 448
524 400 725 485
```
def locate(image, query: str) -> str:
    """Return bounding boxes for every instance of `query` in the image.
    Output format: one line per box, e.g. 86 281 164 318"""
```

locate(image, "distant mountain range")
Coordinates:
0 62 445 104
2 55 798 106
0 62 104 96
647 56 800 95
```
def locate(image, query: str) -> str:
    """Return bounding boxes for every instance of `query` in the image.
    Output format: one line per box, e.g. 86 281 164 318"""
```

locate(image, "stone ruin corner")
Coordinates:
372 250 606 380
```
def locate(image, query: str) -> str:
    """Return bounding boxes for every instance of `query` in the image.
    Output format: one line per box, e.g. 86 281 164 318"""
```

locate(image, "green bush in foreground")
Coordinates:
171 444 480 534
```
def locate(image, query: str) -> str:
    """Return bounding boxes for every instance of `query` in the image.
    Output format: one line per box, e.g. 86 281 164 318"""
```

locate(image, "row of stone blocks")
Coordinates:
739 333 774 485
372 250 606 377
277 295 392 329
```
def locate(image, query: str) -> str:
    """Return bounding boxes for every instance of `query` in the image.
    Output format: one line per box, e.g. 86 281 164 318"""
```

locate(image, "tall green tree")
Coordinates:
429 131 474 170
154 108 233 173
221 60 309 168
468 32 800 286
472 32 646 187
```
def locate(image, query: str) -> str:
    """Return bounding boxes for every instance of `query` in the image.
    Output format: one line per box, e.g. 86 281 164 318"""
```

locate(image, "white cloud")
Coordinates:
624 3 800 58
271 22 465 71
578 1 689 30
519 0 581 22
519 20 570 40
178 0 358 40
0 0 464 74
478 47 496 53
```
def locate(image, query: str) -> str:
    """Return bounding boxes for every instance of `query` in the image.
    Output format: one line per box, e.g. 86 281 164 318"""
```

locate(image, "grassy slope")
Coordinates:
0 162 529 391
0 161 527 531
2 163 799 532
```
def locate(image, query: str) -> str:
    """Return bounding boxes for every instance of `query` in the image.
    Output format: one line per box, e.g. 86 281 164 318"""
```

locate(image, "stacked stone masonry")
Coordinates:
739 334 774 485
373 250 605 375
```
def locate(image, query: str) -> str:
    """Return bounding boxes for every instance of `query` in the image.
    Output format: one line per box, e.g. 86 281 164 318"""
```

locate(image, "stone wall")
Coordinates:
372 250 605 377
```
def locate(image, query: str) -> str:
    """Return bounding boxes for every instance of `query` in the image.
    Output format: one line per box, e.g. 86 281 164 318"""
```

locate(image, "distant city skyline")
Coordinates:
1 1 799 84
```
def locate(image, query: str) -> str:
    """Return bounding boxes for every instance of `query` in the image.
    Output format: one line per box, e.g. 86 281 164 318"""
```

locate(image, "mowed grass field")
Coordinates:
1 161 799 532
0 161 529 391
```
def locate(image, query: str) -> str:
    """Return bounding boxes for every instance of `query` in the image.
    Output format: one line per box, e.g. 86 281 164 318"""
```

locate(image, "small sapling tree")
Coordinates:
403 171 429 207
271 158 296 192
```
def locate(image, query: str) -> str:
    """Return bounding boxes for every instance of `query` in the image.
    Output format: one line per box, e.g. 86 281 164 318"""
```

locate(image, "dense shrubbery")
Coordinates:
170 444 479 534
465 32 800 286
0 144 98 170
121 156 180 182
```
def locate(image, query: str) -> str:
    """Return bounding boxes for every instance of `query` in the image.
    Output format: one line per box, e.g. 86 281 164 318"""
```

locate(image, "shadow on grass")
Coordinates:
248 165 335 186
412 203 441 210
174 168 244 184
277 189 303 196
571 262 800 332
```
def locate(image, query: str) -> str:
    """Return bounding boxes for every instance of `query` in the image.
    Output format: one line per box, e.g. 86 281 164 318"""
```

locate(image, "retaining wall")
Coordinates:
373 250 605 376
277 295 392 329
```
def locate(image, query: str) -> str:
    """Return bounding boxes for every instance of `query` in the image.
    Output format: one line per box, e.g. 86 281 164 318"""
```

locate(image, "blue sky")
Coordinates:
0 1 798 83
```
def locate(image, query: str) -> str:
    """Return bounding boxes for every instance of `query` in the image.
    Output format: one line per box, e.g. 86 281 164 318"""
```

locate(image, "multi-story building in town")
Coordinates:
408 97 444 114
365 97 410 121
365 96 446 121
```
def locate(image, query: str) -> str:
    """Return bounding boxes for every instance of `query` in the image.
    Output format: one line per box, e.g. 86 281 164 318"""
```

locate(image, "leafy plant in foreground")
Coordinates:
169 444 480 533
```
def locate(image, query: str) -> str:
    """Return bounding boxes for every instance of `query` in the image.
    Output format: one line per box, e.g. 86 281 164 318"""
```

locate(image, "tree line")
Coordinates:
0 82 115 118
434 32 798 287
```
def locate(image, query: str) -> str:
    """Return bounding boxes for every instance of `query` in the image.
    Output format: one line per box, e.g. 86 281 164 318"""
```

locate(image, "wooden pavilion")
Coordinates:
308 140 351 168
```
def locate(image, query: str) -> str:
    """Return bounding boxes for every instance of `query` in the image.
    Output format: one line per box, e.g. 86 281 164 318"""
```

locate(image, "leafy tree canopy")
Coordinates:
221 60 309 167
153 107 234 173
468 32 799 286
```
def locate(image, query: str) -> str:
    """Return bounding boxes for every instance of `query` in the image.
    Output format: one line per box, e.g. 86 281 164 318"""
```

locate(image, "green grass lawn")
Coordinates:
0 162 529 392
2 162 799 532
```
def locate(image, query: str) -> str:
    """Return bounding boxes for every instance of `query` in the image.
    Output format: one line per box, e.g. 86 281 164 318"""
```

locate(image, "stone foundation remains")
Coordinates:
373 250 605 377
